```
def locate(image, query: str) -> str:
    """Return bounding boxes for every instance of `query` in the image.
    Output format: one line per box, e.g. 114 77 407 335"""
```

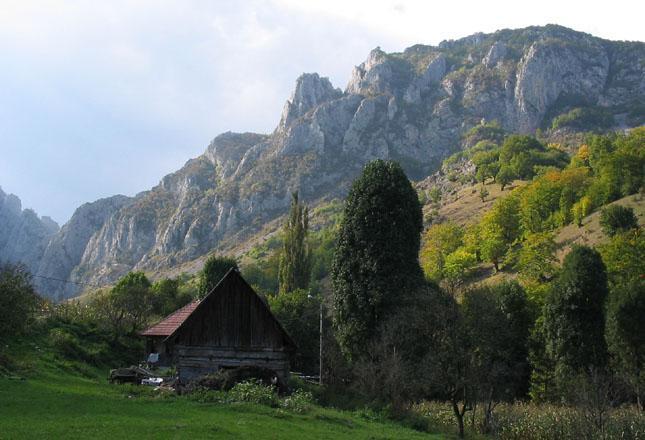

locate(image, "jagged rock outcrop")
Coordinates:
0 187 59 276
278 73 342 130
483 41 507 68
34 195 132 299
513 33 610 132
4 25 644 299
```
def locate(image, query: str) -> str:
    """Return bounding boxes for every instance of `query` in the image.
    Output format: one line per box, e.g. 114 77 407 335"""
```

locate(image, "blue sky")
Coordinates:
1 0 643 224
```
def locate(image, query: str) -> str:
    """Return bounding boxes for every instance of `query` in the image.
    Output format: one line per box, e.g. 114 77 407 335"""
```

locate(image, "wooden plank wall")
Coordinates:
174 274 288 349
176 345 290 383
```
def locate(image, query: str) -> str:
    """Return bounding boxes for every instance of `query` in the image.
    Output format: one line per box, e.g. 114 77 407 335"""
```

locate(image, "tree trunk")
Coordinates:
452 400 465 438
484 396 494 434
470 402 477 428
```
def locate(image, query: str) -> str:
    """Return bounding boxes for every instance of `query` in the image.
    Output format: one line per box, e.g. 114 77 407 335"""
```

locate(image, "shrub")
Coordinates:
599 205 639 236
281 389 314 413
189 366 287 393
228 380 278 406
48 328 88 361
551 106 613 131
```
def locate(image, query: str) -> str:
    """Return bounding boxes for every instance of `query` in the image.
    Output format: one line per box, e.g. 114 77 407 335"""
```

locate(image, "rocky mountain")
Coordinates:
0 187 59 276
4 25 644 299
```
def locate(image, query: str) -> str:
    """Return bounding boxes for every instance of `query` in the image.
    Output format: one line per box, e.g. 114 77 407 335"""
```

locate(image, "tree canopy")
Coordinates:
332 160 424 358
544 246 609 381
278 192 312 294
198 255 239 296
599 205 638 237
0 263 40 341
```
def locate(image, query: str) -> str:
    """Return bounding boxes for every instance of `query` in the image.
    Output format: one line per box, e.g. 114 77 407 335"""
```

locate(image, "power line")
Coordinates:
32 274 102 288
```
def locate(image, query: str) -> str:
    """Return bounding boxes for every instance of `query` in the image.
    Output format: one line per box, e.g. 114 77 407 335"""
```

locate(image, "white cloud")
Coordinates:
274 0 645 44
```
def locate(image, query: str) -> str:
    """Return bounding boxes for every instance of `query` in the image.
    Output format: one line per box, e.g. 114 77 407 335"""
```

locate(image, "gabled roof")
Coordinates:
141 299 200 337
140 269 297 351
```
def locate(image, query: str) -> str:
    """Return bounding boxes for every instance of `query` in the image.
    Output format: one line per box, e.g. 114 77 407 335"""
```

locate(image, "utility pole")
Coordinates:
319 300 323 385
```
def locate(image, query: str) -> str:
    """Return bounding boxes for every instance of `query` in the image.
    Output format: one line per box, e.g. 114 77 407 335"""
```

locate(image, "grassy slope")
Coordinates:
0 343 443 440
554 193 645 261
427 180 527 226
424 182 644 287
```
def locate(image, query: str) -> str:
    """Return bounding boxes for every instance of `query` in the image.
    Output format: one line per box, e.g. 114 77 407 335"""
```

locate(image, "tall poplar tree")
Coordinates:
279 192 311 294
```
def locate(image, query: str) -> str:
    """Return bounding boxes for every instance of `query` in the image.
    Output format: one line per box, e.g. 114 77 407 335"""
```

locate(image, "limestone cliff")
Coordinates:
4 25 643 299
0 187 59 276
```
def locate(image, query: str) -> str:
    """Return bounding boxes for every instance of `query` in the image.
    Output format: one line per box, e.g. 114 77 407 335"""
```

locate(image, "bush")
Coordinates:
600 205 639 236
551 106 613 132
281 389 314 413
48 328 89 362
228 380 278 406
188 366 287 393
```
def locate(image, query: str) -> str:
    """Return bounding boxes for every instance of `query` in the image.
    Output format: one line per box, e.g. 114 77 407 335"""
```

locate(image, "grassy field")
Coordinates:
0 349 444 440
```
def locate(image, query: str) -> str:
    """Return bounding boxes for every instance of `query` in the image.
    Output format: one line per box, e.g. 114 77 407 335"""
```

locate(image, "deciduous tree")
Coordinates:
599 205 638 237
420 222 464 282
0 263 40 342
199 255 239 296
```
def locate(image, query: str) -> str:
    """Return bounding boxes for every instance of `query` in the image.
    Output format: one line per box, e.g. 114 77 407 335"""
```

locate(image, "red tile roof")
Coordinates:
140 300 200 337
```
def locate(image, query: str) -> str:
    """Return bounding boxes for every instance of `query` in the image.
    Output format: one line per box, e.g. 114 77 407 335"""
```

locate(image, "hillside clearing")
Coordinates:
554 193 645 260
424 180 527 226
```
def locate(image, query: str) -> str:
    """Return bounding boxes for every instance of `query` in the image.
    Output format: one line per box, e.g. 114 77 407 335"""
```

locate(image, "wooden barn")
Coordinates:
141 269 297 383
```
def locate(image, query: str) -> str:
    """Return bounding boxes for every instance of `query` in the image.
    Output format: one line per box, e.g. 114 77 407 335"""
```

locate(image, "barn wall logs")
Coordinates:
176 345 290 383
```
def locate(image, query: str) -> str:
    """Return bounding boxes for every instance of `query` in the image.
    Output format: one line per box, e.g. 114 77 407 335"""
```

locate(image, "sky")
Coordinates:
1 0 643 224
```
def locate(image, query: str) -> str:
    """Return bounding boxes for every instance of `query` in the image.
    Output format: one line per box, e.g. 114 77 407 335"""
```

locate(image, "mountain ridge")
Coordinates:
2 24 643 299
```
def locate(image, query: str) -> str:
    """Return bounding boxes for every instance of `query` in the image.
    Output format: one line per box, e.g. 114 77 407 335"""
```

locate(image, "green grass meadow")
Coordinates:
0 354 443 439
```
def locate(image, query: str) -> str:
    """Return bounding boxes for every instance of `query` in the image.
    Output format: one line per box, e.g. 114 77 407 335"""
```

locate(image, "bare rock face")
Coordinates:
204 132 267 180
483 41 507 68
0 187 59 276
35 195 131 299
513 35 610 132
346 47 408 96
4 25 644 299
278 73 342 130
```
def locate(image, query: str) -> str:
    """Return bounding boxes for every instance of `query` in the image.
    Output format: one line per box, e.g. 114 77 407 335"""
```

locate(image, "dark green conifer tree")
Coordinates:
544 245 609 382
331 160 424 358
